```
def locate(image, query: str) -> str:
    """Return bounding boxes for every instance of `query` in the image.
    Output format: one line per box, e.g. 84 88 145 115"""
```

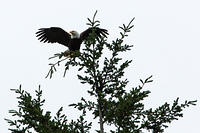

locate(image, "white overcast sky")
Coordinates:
0 0 200 132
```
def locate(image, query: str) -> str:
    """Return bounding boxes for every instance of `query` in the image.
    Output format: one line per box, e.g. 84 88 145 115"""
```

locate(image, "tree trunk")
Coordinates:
98 97 104 133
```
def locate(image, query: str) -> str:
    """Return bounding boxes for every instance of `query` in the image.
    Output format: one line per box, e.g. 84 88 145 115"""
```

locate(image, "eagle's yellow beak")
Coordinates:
69 30 73 35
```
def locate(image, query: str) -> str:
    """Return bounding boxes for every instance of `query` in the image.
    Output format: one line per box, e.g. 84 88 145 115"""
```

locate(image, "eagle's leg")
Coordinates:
63 50 76 58
63 50 70 58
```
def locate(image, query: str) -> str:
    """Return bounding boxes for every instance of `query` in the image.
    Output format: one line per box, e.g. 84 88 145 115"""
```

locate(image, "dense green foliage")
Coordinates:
6 12 197 133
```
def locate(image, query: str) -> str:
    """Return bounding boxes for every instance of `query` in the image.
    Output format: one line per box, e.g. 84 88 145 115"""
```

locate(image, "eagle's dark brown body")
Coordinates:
68 38 82 51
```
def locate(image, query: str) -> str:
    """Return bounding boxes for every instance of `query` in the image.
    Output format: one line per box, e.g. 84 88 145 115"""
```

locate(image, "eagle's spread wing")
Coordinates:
36 27 71 47
80 27 108 41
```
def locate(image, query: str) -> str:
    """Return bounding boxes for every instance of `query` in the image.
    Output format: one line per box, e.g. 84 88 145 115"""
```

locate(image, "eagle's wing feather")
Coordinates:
80 27 108 41
36 27 71 47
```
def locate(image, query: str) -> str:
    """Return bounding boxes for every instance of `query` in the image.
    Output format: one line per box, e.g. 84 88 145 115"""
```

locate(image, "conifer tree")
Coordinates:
6 11 197 133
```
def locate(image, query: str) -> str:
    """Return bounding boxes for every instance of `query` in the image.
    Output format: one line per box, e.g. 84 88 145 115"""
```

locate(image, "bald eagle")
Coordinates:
36 27 108 51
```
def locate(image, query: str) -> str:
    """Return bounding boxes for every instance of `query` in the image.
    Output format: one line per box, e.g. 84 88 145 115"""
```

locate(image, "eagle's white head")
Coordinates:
69 30 80 39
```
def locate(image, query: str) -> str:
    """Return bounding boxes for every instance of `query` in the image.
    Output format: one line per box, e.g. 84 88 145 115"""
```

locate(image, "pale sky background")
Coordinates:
0 0 200 132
